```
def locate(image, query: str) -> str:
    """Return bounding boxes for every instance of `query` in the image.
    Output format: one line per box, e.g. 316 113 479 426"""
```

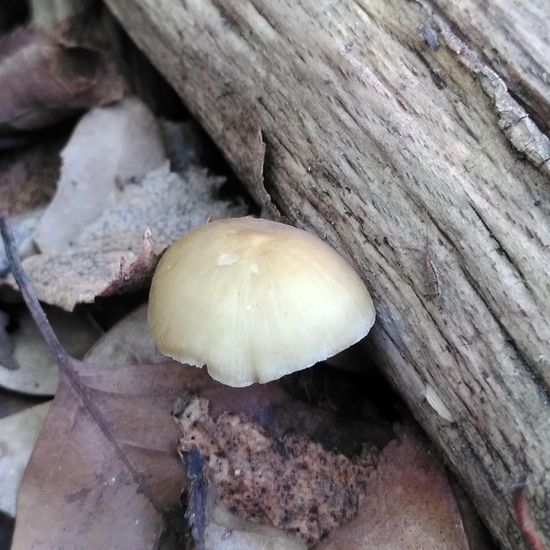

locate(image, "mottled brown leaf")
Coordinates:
176 395 375 544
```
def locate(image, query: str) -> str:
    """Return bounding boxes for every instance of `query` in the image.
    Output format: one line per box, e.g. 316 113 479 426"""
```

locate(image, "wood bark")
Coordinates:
103 1 550 548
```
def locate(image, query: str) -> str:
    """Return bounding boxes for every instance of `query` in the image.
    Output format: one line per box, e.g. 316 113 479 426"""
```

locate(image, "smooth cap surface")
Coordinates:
148 217 375 386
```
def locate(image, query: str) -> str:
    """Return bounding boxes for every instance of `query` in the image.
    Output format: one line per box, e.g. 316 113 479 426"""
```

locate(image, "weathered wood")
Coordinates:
103 1 550 548
432 0 550 130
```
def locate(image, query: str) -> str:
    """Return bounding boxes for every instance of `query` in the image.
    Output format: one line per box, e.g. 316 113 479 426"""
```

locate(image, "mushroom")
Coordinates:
148 217 375 387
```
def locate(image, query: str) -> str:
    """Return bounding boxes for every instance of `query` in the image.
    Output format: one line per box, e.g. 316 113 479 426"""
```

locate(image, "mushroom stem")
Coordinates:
0 213 69 368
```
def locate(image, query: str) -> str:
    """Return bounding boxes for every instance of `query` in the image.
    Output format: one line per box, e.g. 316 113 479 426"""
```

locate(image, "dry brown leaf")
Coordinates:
317 424 470 550
35 97 166 254
11 304 389 549
11 304 217 550
0 306 102 395
17 235 156 311
176 396 374 545
99 228 159 297
0 403 50 516
0 26 125 139
11 368 297 549
11 364 214 550
9 164 248 310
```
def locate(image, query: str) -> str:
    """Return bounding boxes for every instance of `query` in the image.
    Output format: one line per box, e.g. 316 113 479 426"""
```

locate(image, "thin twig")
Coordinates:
185 447 209 550
512 477 545 550
0 213 69 367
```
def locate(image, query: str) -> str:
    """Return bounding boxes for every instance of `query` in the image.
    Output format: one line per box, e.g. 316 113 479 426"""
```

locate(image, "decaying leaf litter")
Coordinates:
0 7 509 550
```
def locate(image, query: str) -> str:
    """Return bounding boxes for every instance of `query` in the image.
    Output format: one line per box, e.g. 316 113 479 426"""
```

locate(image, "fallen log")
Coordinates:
104 1 550 548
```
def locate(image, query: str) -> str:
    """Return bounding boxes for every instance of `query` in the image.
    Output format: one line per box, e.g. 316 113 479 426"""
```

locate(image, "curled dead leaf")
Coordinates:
99 229 157 298
7 164 248 310
0 26 125 141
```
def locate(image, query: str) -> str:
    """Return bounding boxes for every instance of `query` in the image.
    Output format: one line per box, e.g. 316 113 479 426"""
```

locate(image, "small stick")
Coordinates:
512 477 545 550
185 447 209 550
0 213 69 368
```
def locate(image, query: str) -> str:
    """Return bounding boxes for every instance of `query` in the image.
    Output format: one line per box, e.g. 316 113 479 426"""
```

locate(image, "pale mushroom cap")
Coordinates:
148 217 375 387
